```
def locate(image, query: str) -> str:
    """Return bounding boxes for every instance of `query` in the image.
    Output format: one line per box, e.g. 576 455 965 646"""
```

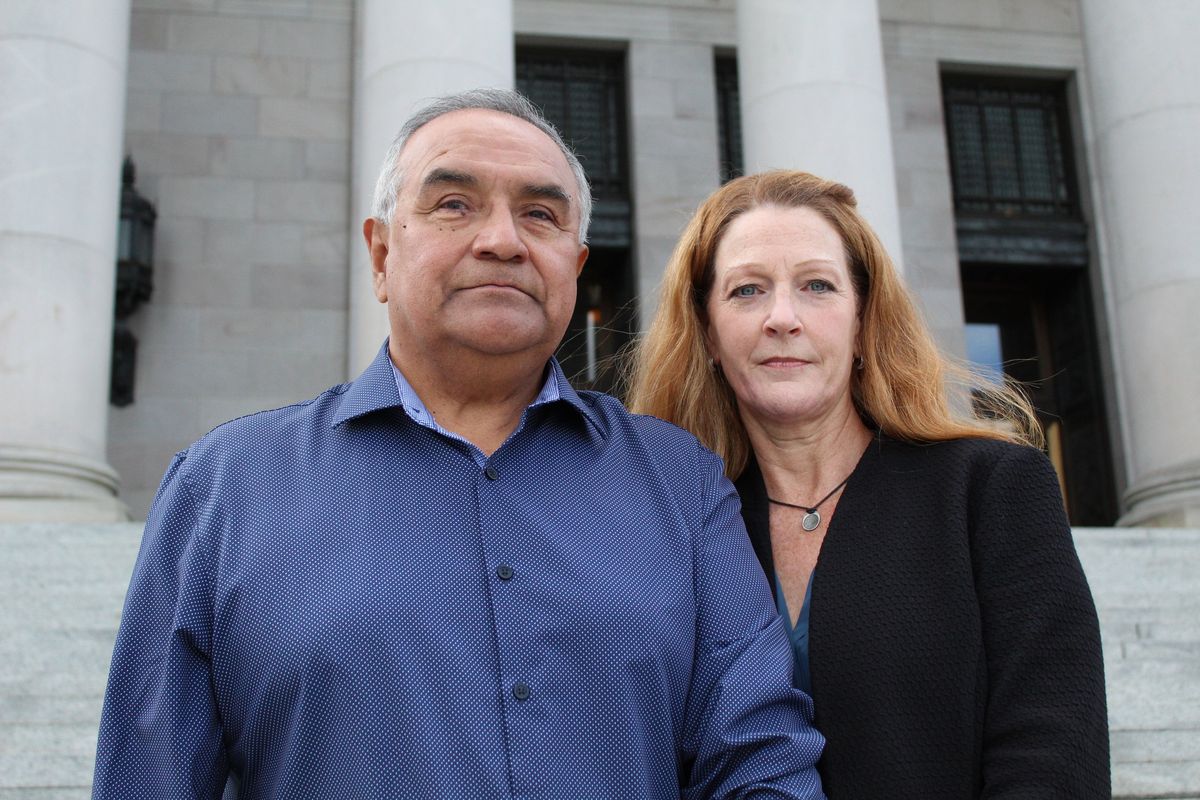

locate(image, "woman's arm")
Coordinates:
971 444 1110 798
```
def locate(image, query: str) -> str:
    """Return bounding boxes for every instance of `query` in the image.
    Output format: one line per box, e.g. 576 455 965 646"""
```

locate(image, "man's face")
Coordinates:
366 108 589 365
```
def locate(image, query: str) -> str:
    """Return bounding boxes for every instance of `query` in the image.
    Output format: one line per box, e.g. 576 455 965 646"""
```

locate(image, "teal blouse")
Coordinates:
774 572 814 695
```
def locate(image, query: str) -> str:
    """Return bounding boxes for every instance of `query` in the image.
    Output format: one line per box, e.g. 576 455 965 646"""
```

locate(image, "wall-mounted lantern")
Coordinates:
110 156 156 407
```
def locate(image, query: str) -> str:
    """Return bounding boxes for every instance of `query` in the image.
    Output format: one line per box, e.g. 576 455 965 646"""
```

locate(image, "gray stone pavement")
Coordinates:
2 522 1198 798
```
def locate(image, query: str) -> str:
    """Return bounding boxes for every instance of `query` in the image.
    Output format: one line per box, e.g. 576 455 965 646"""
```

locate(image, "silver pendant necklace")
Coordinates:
767 475 852 532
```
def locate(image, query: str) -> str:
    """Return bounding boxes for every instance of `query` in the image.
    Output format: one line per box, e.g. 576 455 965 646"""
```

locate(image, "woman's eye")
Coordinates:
733 285 759 298
808 279 832 293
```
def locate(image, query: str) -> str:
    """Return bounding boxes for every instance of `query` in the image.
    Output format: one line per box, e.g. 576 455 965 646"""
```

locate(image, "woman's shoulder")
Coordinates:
866 435 1052 496
879 434 1041 467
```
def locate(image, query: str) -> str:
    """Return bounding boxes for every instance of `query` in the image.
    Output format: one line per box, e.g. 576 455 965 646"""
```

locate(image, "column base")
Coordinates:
0 445 129 522
1119 460 1200 529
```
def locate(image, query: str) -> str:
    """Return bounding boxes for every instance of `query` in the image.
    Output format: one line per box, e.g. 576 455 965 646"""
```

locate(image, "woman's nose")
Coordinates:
764 293 802 335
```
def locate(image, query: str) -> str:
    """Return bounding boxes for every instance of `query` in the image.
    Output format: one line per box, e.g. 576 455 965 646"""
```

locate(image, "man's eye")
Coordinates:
439 199 468 211
528 208 554 221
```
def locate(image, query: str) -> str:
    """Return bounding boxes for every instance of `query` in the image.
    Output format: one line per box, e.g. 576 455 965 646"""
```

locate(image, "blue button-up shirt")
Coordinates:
93 344 825 799
389 355 560 465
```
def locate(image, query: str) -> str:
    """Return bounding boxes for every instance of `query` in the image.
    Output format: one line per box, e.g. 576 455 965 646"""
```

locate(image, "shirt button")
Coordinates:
512 682 531 701
484 465 499 481
496 564 514 581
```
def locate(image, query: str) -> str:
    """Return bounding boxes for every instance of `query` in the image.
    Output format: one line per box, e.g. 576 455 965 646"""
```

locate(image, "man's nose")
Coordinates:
472 206 529 263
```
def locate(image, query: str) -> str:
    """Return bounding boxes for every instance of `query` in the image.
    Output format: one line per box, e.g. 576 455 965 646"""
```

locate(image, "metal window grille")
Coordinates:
517 49 628 203
715 54 743 183
943 76 1078 219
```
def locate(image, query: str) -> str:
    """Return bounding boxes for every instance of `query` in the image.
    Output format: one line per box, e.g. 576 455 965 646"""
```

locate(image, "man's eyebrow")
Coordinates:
419 168 478 191
521 183 572 208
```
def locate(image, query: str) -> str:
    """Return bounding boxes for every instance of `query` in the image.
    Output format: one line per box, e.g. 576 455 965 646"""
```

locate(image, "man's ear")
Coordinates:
363 218 389 303
575 244 589 277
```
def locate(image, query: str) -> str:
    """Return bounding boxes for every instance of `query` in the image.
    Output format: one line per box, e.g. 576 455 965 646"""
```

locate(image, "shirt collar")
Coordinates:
332 340 605 438
539 358 608 441
390 356 561 426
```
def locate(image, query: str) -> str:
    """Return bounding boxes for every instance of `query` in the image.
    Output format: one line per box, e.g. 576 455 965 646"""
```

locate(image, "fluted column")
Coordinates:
0 1 131 520
347 1 514 375
1082 1 1200 527
736 0 904 265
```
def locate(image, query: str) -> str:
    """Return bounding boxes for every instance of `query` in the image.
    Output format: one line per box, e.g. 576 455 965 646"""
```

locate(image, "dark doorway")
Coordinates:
962 264 1117 525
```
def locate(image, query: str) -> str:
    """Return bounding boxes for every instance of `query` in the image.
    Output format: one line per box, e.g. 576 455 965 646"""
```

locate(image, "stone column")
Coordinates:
347 1 514 375
628 40 722 329
0 2 131 520
736 0 904 265
1082 1 1200 527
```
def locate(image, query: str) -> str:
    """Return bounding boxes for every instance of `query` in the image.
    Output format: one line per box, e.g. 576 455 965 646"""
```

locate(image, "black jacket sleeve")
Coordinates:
969 445 1110 797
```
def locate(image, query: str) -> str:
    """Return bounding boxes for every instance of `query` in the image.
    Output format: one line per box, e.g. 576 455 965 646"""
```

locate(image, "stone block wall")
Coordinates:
109 0 353 518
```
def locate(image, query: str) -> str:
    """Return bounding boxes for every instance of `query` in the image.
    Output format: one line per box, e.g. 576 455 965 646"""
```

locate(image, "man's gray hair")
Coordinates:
370 87 592 244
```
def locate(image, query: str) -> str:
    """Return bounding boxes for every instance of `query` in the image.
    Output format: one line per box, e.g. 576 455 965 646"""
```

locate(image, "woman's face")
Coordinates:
705 204 861 431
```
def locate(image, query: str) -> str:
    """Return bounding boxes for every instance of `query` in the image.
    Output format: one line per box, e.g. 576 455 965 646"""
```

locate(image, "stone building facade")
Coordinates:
2 0 1198 526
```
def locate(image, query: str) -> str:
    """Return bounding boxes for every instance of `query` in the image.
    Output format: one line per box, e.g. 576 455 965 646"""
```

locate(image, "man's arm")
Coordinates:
93 452 229 799
680 442 826 800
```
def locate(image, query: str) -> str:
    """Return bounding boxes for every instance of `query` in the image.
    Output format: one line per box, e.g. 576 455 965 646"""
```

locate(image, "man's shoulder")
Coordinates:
181 381 353 467
573 389 716 464
576 389 694 437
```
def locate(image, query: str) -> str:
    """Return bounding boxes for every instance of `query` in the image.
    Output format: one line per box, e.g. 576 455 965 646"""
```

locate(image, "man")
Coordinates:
93 89 825 799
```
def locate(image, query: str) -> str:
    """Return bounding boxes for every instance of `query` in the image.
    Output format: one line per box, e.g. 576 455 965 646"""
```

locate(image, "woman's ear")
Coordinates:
702 325 719 367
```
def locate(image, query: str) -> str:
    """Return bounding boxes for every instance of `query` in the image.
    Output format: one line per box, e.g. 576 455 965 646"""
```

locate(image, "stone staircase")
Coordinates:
1076 527 1200 798
2 523 1198 798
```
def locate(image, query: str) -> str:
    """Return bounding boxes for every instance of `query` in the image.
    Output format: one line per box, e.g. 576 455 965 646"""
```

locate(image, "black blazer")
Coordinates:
736 435 1110 798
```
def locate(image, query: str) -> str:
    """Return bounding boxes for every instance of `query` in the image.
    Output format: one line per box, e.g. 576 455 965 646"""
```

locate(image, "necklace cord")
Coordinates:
767 475 851 514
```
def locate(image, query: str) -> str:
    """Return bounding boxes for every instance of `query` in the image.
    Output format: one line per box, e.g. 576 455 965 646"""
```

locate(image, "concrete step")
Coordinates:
2 523 1198 798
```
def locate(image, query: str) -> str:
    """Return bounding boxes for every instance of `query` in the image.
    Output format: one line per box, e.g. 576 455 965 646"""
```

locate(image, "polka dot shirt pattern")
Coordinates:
92 345 826 799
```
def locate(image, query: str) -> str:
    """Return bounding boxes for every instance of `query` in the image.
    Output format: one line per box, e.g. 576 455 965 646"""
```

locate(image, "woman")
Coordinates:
628 171 1109 797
